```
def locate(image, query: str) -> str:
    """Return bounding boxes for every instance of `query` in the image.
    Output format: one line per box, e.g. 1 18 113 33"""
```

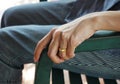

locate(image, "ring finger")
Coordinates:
58 33 68 60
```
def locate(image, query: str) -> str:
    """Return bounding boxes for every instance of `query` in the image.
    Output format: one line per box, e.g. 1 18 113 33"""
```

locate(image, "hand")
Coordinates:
34 11 120 63
34 17 96 63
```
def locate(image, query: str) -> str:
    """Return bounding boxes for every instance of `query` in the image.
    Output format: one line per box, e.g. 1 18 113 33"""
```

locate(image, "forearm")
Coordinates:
81 11 120 31
66 11 120 32
34 11 120 63
93 11 120 31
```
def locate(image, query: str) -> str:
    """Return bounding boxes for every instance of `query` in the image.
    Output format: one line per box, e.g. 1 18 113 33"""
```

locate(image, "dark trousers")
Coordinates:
1 1 74 27
0 1 119 84
0 1 74 84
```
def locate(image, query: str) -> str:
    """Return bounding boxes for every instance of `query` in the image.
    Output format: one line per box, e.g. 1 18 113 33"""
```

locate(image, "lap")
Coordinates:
0 25 56 67
0 25 56 83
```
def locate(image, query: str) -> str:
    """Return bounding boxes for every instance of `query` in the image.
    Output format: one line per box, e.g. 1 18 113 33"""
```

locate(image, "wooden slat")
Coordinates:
63 70 70 84
81 74 88 84
69 71 82 84
52 68 64 84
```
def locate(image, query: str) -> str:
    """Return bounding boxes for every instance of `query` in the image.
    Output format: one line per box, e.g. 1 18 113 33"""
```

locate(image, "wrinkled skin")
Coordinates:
34 11 120 63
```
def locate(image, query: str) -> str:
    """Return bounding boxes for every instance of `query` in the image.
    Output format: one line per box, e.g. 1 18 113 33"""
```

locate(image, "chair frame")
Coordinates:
34 31 120 84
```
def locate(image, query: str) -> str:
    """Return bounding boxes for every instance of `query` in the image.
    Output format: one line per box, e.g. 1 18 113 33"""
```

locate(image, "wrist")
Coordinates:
78 12 107 31
88 16 103 31
79 16 100 32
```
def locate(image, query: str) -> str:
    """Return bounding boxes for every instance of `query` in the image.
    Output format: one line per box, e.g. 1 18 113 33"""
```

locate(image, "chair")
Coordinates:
34 30 120 84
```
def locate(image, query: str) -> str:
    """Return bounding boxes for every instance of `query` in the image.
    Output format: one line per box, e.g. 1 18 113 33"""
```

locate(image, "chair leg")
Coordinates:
104 79 117 84
86 76 100 84
52 68 64 84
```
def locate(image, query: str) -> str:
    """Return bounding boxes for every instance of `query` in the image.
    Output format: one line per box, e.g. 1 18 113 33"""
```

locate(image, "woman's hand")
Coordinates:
34 17 96 63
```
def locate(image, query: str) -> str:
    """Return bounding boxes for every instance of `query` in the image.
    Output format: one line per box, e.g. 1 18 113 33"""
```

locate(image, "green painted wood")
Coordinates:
69 72 82 84
75 35 120 53
35 31 120 84
86 76 100 84
34 50 53 84
104 79 117 84
52 68 64 84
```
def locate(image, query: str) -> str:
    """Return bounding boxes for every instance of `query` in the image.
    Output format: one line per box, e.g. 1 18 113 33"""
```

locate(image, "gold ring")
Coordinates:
59 48 66 52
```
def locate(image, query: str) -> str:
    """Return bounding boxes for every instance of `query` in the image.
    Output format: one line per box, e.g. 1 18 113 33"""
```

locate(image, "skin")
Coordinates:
34 11 120 63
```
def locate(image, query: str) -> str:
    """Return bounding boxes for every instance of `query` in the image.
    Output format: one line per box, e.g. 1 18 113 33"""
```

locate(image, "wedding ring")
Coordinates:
59 48 66 52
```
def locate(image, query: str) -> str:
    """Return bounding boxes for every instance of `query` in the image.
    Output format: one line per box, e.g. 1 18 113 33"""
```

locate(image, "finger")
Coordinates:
48 31 64 63
66 39 76 59
34 29 55 62
58 32 68 60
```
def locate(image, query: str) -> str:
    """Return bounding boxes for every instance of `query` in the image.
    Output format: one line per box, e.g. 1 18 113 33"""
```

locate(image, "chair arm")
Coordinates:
75 30 120 52
34 31 120 84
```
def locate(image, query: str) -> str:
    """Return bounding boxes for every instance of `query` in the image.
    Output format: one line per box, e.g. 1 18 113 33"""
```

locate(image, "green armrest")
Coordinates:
75 30 120 52
34 31 120 84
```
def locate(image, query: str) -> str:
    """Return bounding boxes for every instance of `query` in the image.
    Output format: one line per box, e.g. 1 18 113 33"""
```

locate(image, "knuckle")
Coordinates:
47 52 53 58
47 52 61 64
67 53 74 58
62 56 68 60
55 30 61 34
53 30 61 38
47 52 54 61
61 32 65 39
51 28 57 32
61 32 68 41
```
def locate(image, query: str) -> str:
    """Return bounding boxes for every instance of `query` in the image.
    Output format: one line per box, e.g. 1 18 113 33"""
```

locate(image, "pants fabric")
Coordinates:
1 1 74 27
0 1 74 84
0 1 120 84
